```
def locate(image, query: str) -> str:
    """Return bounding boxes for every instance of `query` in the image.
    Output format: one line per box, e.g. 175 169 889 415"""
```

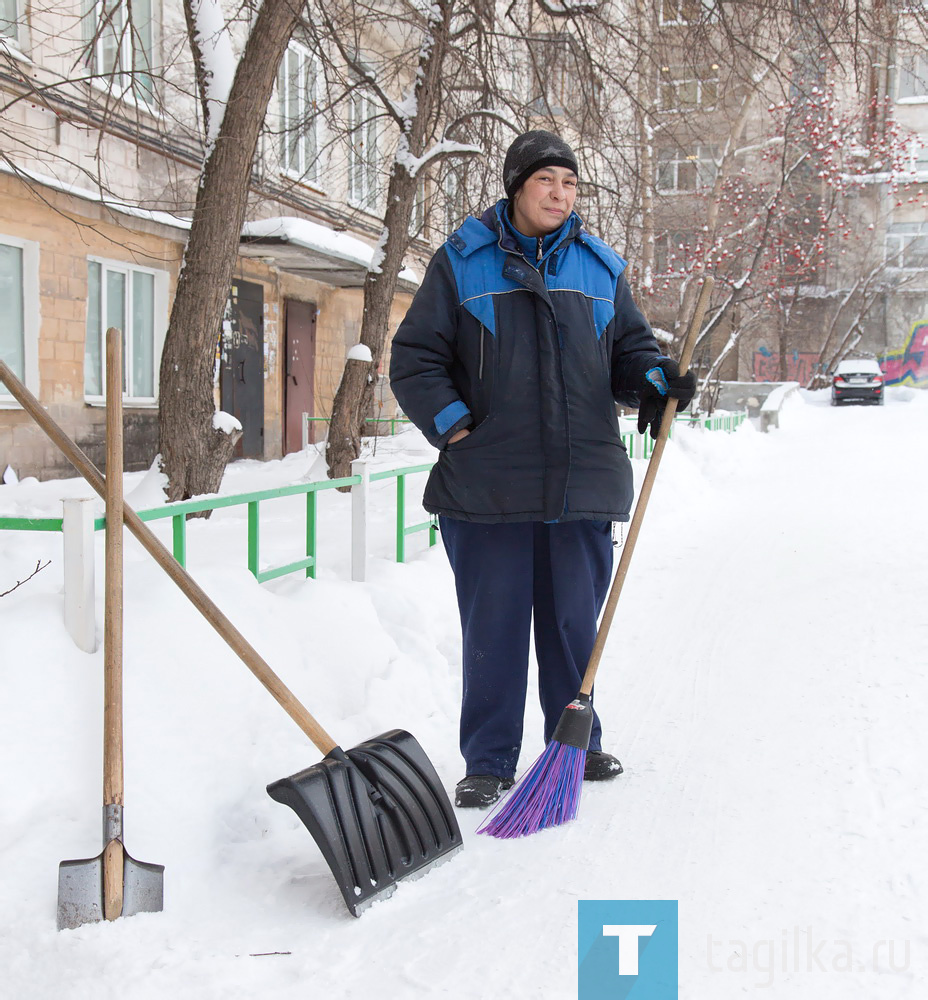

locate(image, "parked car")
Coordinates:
831 358 885 406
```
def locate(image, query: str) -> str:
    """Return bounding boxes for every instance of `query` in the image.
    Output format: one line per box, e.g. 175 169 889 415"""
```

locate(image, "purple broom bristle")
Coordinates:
477 740 586 839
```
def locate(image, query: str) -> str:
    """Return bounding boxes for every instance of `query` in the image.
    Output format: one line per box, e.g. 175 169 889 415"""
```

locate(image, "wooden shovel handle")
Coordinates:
104 328 124 810
0 359 339 756
579 277 714 696
104 328 125 921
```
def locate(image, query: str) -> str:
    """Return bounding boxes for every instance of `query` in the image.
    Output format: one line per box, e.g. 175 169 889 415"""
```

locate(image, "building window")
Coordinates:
0 235 39 404
525 33 574 114
443 166 467 235
656 146 718 193
408 180 426 239
885 222 928 269
659 0 713 25
897 52 928 101
348 90 379 213
85 0 155 104
85 259 166 402
1 0 21 44
654 230 698 274
278 41 319 183
659 64 719 110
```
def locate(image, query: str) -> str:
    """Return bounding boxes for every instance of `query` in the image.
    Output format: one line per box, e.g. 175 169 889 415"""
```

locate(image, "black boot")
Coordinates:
584 751 624 781
454 774 515 808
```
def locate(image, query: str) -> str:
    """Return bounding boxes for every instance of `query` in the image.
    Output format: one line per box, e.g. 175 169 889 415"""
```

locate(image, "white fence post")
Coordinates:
350 458 369 583
62 497 97 652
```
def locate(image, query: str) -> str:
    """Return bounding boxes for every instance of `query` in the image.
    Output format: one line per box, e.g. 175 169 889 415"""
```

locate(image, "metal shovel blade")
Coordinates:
57 847 164 931
267 729 462 917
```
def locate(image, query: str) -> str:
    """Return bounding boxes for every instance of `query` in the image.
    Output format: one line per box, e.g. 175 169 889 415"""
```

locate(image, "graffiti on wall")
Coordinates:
880 322 928 387
752 347 821 383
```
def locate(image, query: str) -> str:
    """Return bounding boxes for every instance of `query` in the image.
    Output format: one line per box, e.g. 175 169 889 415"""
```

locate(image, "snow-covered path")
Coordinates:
1 390 925 999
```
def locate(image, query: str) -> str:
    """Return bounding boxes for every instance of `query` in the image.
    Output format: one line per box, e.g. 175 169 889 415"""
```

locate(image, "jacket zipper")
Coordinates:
479 324 485 379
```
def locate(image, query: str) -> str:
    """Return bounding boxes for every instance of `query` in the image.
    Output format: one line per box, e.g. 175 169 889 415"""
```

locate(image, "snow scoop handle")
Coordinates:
579 277 714 696
0 359 340 757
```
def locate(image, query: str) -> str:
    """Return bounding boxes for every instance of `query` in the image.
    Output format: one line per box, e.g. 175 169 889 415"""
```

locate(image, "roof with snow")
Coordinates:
240 217 420 291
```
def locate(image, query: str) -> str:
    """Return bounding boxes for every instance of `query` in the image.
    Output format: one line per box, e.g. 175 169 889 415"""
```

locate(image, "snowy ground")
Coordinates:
1 389 926 999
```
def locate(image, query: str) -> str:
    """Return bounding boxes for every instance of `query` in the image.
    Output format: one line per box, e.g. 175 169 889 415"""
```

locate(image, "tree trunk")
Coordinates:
159 0 302 504
325 1 453 483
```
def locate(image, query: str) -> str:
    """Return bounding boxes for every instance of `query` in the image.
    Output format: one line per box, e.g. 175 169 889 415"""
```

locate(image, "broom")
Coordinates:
478 277 715 839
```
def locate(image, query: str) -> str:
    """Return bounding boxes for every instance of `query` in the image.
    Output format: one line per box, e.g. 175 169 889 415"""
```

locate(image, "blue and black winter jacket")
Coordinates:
389 201 662 523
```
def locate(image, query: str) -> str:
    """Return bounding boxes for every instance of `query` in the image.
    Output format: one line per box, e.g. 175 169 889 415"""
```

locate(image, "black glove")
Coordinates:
636 357 697 440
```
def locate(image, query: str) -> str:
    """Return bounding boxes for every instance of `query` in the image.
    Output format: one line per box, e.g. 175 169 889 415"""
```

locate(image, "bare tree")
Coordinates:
159 0 307 503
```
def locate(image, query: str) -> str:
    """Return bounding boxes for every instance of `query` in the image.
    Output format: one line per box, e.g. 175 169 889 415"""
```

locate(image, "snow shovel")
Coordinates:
57 329 164 930
0 354 461 920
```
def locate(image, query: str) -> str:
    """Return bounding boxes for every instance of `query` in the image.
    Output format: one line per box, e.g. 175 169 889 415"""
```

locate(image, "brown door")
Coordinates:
284 299 317 452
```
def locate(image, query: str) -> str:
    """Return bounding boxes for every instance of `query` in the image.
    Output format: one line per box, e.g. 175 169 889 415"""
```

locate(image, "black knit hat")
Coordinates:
503 130 579 199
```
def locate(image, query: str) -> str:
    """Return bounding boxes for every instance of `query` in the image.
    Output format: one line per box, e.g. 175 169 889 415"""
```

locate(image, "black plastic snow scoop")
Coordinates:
0 357 462 920
268 730 462 916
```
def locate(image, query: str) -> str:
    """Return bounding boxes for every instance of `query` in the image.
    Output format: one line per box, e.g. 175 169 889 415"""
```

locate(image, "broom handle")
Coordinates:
0 359 340 757
579 277 714 697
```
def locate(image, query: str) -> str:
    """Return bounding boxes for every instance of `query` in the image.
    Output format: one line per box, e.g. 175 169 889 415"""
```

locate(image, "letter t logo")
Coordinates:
602 924 657 976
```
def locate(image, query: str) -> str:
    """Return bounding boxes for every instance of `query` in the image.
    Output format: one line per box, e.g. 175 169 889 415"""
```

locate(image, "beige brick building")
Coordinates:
0 0 418 479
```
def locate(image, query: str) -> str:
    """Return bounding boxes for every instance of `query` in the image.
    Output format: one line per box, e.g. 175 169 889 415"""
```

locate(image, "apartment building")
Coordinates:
0 0 419 479
639 2 928 388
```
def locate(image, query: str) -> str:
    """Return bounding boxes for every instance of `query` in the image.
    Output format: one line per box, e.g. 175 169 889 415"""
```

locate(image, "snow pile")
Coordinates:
212 410 243 434
1 391 926 998
191 0 236 146
346 344 373 362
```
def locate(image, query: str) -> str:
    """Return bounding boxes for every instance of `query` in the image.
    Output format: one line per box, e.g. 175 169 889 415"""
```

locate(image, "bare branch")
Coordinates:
1 560 51 599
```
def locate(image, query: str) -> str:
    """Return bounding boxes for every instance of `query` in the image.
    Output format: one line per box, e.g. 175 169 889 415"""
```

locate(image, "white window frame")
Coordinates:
84 256 168 406
443 166 467 236
348 89 380 214
885 222 928 270
659 0 715 26
656 145 718 193
278 40 321 185
658 64 719 110
0 234 40 408
0 0 26 50
85 0 156 106
897 52 928 103
408 179 426 239
502 35 527 104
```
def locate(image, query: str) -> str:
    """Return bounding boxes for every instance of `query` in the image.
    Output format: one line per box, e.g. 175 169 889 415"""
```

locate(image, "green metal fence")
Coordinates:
0 413 746 582
369 462 438 563
0 469 423 583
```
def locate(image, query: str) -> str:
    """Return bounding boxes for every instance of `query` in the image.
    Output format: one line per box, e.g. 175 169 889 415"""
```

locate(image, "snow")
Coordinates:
760 381 799 411
212 410 243 434
0 161 192 231
394 138 484 179
242 217 420 285
191 0 237 147
834 358 883 376
1 390 927 997
346 344 373 362
652 326 674 345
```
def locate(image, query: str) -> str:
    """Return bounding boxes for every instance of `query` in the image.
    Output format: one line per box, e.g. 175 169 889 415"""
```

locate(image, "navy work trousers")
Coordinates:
439 517 614 778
